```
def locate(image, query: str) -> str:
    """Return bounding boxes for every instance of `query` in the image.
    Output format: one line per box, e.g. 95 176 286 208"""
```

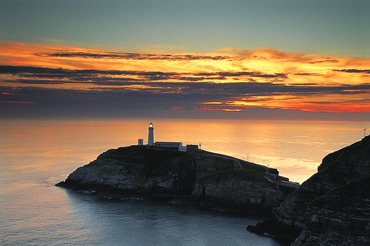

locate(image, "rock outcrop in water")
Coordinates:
248 135 370 245
57 146 297 215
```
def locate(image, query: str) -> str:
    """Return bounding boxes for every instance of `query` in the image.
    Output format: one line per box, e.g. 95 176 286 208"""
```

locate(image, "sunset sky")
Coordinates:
1 0 369 120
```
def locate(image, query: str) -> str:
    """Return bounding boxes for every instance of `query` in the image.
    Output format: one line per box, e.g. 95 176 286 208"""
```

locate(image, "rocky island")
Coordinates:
248 135 370 245
56 145 298 215
56 121 370 246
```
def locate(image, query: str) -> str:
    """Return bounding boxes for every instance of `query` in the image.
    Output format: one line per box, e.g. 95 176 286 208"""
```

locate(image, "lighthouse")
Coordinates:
148 122 154 145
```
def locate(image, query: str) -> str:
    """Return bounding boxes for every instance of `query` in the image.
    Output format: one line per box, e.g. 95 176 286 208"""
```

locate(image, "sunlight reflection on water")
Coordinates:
0 118 368 245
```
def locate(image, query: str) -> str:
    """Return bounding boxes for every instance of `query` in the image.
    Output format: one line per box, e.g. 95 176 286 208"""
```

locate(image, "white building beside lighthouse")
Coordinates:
142 122 188 151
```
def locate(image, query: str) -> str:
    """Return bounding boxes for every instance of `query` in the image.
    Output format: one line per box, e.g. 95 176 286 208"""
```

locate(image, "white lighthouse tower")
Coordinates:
148 122 154 145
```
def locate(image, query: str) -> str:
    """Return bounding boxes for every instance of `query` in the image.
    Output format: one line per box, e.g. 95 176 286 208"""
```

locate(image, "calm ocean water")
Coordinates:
0 119 368 246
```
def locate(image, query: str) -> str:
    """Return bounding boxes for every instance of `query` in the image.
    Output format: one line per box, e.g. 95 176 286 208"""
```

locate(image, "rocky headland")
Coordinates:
248 135 370 245
56 145 297 215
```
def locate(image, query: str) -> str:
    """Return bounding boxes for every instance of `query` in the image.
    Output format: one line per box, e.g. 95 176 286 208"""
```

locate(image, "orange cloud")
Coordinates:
196 106 243 112
171 106 185 111
2 41 369 84
1 41 370 114
204 93 370 113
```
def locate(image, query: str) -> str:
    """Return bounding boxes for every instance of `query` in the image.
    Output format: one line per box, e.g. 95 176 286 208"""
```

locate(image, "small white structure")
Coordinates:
148 122 154 145
144 122 188 151
154 142 182 148
154 142 187 151
138 139 143 146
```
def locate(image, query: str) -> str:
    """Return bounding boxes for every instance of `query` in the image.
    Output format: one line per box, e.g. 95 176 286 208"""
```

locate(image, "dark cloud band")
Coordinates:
0 65 288 82
44 52 230 61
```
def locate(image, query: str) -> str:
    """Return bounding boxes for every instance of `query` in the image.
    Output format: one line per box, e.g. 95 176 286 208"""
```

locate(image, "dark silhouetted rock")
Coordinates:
57 146 296 215
248 135 370 245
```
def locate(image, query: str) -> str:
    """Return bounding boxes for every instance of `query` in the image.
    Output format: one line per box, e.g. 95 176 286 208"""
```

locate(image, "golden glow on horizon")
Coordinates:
3 119 366 183
1 41 370 114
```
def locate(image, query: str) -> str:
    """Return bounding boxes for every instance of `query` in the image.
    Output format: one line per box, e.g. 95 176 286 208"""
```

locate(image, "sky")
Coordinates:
1 0 369 120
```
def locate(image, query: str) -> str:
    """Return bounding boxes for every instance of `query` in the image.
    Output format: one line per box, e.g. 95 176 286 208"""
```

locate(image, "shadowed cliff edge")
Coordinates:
247 135 370 246
56 146 298 215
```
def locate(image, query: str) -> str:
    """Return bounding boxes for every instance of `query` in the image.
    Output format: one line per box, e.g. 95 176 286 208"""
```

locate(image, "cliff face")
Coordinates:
57 146 293 214
273 136 370 246
64 147 196 195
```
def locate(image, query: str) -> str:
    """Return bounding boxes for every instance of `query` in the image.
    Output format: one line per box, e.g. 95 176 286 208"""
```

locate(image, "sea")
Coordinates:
0 118 368 246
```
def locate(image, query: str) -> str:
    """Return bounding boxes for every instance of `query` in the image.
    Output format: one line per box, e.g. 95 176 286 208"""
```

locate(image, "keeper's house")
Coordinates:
139 123 188 151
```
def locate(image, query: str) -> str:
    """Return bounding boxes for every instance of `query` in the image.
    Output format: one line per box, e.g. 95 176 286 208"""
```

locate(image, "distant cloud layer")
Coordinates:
0 41 369 119
47 51 230 61
0 65 288 83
